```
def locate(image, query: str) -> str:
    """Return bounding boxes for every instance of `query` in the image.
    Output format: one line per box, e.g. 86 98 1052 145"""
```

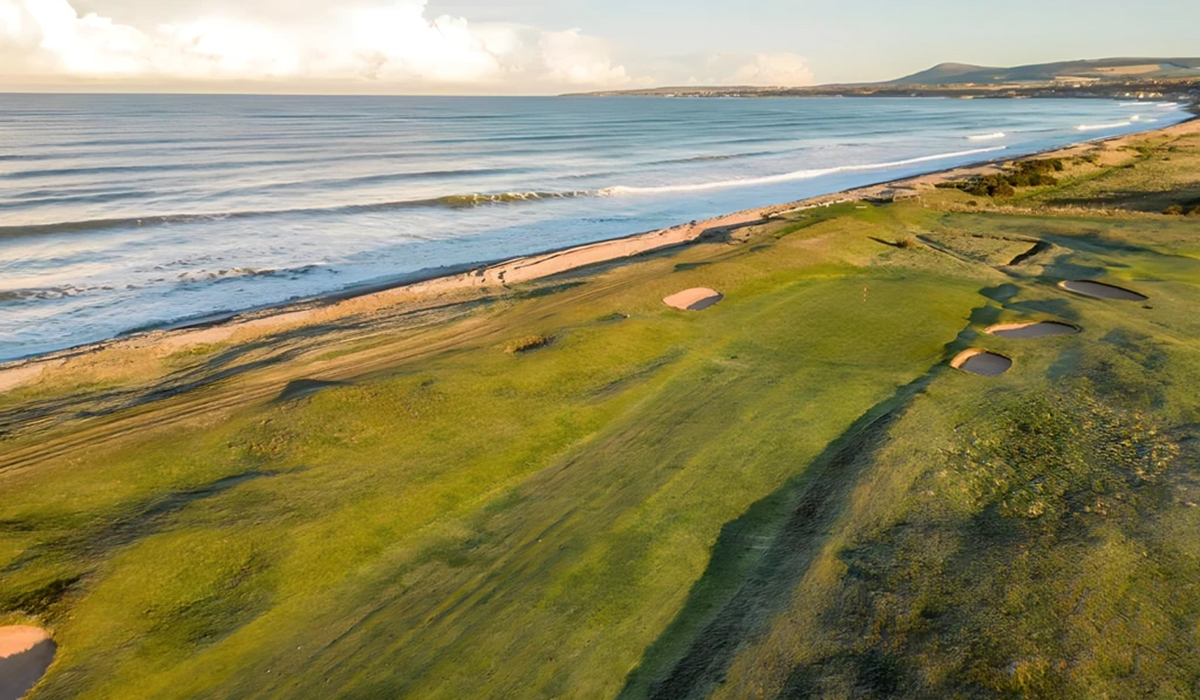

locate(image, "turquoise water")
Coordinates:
0 94 1187 360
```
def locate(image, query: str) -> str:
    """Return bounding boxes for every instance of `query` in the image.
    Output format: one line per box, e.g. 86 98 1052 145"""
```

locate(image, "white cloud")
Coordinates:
634 51 816 88
0 0 643 91
729 52 815 86
540 28 630 85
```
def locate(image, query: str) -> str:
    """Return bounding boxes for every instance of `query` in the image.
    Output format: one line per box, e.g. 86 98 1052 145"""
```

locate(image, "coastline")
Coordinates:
1 114 1196 392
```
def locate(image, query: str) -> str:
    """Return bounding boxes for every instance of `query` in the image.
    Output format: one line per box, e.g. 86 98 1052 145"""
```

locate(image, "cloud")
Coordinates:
635 51 816 88
540 28 630 85
0 0 641 91
729 52 815 86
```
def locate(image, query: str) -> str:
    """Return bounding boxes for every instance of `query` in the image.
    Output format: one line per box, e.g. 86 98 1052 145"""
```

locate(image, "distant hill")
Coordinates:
890 62 1000 85
890 58 1200 86
567 57 1200 99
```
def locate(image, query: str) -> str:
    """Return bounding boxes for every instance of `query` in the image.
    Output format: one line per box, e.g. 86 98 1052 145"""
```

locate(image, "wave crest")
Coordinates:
1076 121 1132 131
599 147 1007 197
1 147 1014 236
435 191 588 207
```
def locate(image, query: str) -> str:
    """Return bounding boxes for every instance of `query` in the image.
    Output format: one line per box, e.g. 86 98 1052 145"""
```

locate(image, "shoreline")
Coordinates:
2 115 1196 390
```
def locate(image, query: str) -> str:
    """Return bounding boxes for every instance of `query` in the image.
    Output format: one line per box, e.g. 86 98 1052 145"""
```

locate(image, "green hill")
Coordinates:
891 57 1200 85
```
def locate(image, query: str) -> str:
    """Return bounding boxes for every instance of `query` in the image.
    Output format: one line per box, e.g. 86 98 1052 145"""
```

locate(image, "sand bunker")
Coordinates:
1059 280 1148 301
663 288 723 311
951 350 1013 377
1 626 55 700
986 321 1080 339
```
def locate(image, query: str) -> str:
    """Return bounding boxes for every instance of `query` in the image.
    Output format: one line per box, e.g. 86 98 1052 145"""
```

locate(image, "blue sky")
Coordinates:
428 0 1200 82
3 0 1198 91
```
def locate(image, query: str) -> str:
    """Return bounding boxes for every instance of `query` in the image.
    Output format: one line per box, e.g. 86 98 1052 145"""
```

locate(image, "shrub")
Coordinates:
504 335 552 354
992 180 1016 198
966 181 991 197
896 235 920 249
946 161 1060 199
1012 158 1063 177
1164 205 1185 216
1189 206 1200 217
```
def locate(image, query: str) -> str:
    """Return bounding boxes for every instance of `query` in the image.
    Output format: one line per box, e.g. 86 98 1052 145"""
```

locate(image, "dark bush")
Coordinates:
1012 158 1063 176
504 335 552 354
940 158 1062 198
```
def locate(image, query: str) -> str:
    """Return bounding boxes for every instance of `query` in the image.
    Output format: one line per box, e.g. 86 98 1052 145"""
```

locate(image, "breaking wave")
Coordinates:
1076 121 1133 131
0 264 332 301
598 147 1007 196
0 192 593 239
967 132 1006 141
0 149 1014 238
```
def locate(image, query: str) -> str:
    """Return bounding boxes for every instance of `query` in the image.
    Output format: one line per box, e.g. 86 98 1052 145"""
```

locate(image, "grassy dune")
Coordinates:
3 122 1200 699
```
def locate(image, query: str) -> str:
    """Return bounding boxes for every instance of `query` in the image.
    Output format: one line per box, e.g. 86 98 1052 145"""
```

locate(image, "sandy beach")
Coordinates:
0 116 1195 395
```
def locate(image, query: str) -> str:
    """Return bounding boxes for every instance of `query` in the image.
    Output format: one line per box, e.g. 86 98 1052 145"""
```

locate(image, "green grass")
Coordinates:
4 125 1200 699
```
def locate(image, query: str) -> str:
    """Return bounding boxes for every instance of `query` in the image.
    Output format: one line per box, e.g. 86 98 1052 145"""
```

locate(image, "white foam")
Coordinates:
967 132 1006 141
599 146 1007 197
1076 122 1132 132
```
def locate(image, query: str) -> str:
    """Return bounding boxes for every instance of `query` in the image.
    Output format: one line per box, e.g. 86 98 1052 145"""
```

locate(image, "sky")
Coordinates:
1 0 1198 94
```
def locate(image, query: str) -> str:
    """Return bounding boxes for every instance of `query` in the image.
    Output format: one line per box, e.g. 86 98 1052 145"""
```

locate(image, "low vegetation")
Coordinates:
937 157 1065 197
503 334 553 354
3 124 1200 699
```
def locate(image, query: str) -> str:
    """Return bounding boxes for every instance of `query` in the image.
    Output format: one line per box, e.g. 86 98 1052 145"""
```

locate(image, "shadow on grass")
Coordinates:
0 297 492 443
619 294 997 700
1045 188 1200 214
0 468 288 616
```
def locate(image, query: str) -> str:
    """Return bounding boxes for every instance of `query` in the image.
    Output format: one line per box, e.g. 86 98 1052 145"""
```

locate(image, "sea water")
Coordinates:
0 94 1188 360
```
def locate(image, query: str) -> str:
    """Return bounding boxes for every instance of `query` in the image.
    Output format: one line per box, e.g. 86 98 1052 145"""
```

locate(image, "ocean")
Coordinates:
0 94 1188 361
